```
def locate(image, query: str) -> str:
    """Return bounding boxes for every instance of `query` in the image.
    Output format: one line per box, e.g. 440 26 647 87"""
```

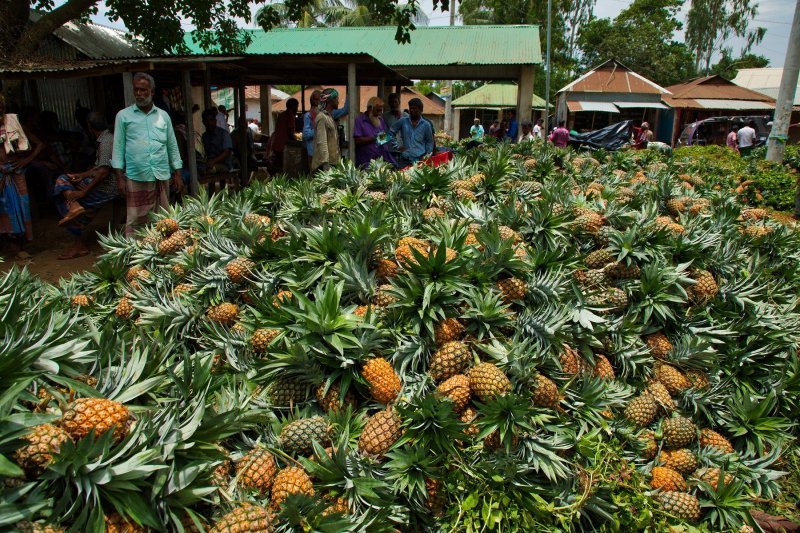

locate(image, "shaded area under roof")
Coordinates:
733 67 800 106
272 85 444 114
558 59 670 95
185 25 542 80
451 83 547 109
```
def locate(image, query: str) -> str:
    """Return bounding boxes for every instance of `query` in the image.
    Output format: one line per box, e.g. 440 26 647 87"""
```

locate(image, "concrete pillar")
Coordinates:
238 83 248 187
517 65 535 129
182 70 199 196
259 84 272 135
122 72 135 106
348 63 357 161
453 107 461 141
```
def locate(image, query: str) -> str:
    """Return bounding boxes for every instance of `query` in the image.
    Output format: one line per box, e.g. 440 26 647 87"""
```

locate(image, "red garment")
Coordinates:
549 127 569 148
270 110 296 154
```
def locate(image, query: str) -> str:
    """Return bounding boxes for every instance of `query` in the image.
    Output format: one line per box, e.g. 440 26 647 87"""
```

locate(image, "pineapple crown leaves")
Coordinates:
516 302 572 351
563 375 633 432
383 445 442 508
272 493 359 533
336 254 378 306
627 262 692 325
695 474 755 531
725 446 787 500
253 343 327 390
402 164 453 204
394 394 465 457
720 389 795 458
460 287 515 341
385 273 463 338
607 221 667 267
473 393 543 452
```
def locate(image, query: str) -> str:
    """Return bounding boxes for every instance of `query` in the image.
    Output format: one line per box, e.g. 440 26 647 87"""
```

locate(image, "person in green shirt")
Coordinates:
111 72 183 235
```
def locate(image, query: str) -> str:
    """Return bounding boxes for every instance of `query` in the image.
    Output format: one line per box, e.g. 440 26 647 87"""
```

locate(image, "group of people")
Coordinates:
727 121 758 156
469 116 569 148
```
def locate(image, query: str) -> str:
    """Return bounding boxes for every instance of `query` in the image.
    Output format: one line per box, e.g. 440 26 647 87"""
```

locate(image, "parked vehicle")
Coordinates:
677 115 772 147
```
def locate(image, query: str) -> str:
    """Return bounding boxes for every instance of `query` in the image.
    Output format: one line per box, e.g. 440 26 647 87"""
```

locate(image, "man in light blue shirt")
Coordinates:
111 72 183 235
389 98 434 167
302 89 348 169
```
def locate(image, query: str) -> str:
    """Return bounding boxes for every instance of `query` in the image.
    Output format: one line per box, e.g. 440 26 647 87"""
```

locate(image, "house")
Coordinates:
451 82 547 140
733 68 800 143
556 59 671 142
272 85 445 131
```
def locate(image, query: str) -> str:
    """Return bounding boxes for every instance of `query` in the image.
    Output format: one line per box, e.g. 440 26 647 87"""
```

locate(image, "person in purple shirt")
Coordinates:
354 97 396 168
549 120 570 148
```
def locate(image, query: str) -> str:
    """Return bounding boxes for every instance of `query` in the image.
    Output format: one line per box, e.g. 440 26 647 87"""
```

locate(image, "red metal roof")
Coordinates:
665 75 776 102
272 85 444 115
559 60 669 95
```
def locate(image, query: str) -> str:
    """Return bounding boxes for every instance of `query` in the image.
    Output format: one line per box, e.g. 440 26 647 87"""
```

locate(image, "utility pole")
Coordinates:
766 0 800 166
443 0 456 138
544 0 552 134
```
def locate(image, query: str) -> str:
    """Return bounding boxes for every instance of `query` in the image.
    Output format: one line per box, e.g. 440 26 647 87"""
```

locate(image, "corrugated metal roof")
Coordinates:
575 101 620 113
693 98 775 110
186 26 541 66
244 86 291 100
451 83 547 108
733 68 800 106
272 85 444 114
614 101 669 109
29 12 148 59
558 60 670 95
666 75 774 102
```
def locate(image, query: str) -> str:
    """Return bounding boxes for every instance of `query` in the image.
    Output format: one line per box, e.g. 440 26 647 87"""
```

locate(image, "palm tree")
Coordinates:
259 0 428 28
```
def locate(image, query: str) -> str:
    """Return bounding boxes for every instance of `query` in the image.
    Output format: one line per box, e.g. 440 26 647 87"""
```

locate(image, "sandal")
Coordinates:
59 204 86 226
57 249 90 260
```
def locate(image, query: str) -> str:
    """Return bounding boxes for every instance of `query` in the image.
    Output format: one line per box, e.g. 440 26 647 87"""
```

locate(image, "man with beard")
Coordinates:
111 72 183 235
311 88 342 172
353 97 396 168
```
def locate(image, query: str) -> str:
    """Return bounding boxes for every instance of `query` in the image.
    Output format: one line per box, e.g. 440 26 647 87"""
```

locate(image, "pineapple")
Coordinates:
358 408 402 457
279 416 331 456
434 318 464 345
468 363 511 401
496 277 527 303
662 416 697 448
211 457 232 488
425 478 446 515
158 231 189 255
155 217 179 237
104 513 145 533
316 382 357 413
354 305 369 317
498 226 520 243
645 332 673 360
436 374 471 412
273 289 293 307
531 374 560 409
605 262 641 280
658 491 701 522
429 341 471 382
585 249 614 269
14 424 71 477
375 258 398 280
659 449 698 476
455 188 477 202
125 265 150 283
60 398 131 442
15 523 64 533
560 346 589 375
267 378 308 407
395 236 428 267
695 467 734 490
373 284 398 308
639 430 659 460
270 467 315 508
251 328 280 353
650 466 687 491
70 294 92 308
366 190 387 202
209 503 272 533
624 393 659 427
207 303 240 326
573 212 605 234
687 268 718 305
647 381 676 412
115 296 134 319
685 370 710 390
666 198 687 216
237 447 278 495
654 364 691 395
592 354 616 380
362 358 402 405
459 406 480 437
699 428 734 454
173 283 194 297
423 207 446 220
741 208 767 221
244 212 271 227
225 257 255 284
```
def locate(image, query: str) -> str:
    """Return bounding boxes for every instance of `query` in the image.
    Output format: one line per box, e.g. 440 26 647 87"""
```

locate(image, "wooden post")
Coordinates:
238 82 248 188
453 107 461 140
348 63 357 161
378 78 386 101
259 84 271 136
203 66 212 109
301 85 306 114
516 65 535 130
182 70 199 196
265 85 274 135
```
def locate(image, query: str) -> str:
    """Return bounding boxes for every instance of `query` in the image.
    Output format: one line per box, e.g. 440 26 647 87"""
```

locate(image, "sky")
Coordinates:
91 0 792 67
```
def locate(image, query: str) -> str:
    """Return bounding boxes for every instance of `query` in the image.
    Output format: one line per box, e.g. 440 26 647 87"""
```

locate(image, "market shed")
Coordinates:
227 25 542 128
732 68 800 143
556 60 671 141
664 75 776 144
451 82 547 140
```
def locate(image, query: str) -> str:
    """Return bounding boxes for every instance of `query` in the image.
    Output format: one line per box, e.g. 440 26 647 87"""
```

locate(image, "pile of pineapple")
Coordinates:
2 144 799 532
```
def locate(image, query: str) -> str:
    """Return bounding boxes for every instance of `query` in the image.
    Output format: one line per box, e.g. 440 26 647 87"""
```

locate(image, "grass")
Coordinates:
754 444 800 523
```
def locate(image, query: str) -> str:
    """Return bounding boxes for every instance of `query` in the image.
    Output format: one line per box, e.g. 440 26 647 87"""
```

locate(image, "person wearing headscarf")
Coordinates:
303 89 349 170
0 94 44 255
312 88 341 172
633 121 653 149
353 97 396 168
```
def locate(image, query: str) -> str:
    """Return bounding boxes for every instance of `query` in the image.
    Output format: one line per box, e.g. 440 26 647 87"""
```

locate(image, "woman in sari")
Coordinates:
0 94 44 256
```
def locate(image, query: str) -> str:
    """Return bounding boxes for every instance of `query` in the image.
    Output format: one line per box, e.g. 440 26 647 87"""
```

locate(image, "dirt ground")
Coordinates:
0 202 122 284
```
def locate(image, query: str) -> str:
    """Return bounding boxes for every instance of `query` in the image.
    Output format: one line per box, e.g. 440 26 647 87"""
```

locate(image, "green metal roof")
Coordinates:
452 82 547 109
186 26 541 67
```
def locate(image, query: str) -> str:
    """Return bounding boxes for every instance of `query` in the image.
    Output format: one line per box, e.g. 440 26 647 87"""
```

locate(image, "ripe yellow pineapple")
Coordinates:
687 268 718 305
531 373 560 409
429 341 471 382
155 217 179 237
624 393 659 427
650 466 687 491
560 346 589 375
647 381 676 412
659 449 698 475
270 467 314 508
434 318 464 345
395 236 428 267
225 257 255 284
244 212 272 227
115 296 134 319
436 374 471 412
358 408 402 457
14 522 64 533
685 369 710 390
496 277 527 303
273 289 293 307
70 294 93 308
592 354 616 380
741 208 767 221
654 363 691 395
423 207 446 220
209 503 273 533
251 328 280 353
695 467 734 490
658 491 701 522
237 447 278 495
125 265 150 283
104 513 145 533
375 258 398 279
455 188 477 202
316 382 357 413
468 363 511 401
373 284 398 308
354 305 369 318
361 358 402 404
459 406 480 437
206 303 240 326
639 430 658 459
645 332 673 360
14 424 71 477
498 225 521 243
661 416 697 448
60 398 131 442
425 477 446 515
699 428 734 454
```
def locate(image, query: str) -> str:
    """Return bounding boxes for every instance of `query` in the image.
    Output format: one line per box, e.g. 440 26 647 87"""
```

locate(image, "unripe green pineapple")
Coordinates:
585 249 614 269
209 503 272 533
468 363 511 401
658 491 701 522
266 378 308 407
279 416 331 456
662 416 696 448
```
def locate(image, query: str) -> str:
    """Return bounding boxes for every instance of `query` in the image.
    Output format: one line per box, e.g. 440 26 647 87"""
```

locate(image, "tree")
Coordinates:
685 0 766 76
577 0 696 87
710 51 769 80
0 0 435 65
